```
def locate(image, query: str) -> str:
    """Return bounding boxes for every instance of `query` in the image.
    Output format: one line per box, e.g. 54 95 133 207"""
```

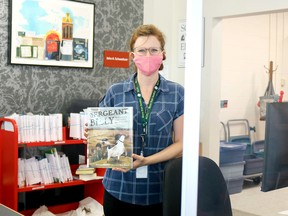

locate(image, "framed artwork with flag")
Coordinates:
9 0 95 68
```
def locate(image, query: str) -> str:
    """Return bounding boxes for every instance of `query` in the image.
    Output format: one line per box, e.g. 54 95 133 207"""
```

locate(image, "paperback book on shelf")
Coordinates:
45 148 73 183
79 173 102 181
85 107 133 169
75 164 95 175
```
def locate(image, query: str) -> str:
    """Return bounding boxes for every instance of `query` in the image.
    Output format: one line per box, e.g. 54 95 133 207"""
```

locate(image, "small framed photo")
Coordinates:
9 0 95 68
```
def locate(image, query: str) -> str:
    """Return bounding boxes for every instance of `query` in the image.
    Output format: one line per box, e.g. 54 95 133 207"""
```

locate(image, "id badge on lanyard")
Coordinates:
134 76 160 178
136 148 148 178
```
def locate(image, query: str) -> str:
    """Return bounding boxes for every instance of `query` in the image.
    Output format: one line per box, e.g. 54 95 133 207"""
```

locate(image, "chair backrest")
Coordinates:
163 157 182 216
163 156 232 216
197 156 232 216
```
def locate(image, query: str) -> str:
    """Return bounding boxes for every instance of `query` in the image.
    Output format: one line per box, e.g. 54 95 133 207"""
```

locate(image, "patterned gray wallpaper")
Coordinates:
0 0 143 118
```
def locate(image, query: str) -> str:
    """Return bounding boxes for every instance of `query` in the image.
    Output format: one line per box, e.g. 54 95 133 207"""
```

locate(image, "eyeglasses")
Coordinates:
133 47 163 56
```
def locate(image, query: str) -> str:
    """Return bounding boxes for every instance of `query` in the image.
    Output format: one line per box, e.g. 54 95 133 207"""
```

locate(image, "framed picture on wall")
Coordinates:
9 0 95 68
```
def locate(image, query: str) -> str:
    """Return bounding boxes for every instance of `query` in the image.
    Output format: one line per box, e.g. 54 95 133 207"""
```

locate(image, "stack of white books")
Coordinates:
45 148 73 183
69 112 88 140
5 113 63 143
18 148 73 187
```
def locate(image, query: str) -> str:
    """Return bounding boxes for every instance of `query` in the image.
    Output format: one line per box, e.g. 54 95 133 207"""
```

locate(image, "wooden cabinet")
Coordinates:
0 118 104 216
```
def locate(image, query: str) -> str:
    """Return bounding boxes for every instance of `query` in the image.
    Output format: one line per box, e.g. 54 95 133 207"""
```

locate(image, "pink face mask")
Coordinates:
133 55 163 76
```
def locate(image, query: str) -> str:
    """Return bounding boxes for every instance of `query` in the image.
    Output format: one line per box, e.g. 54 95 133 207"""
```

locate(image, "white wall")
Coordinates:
203 0 288 163
204 0 288 18
220 15 270 141
220 13 288 142
143 0 187 86
144 0 288 164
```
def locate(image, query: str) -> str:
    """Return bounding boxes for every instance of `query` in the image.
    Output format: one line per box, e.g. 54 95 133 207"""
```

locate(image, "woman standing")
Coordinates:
100 24 184 216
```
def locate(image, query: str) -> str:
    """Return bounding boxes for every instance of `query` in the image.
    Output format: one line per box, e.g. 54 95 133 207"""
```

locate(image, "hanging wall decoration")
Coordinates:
9 0 95 68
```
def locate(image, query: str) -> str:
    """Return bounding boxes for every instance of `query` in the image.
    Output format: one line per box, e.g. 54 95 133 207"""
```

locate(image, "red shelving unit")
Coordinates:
0 117 104 215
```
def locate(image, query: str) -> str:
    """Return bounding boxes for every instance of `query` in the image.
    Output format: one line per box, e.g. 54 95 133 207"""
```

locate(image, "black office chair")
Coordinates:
197 156 232 216
163 156 232 216
163 157 183 216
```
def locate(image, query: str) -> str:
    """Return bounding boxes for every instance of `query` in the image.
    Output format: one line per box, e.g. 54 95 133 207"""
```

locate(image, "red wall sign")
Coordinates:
103 50 130 68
